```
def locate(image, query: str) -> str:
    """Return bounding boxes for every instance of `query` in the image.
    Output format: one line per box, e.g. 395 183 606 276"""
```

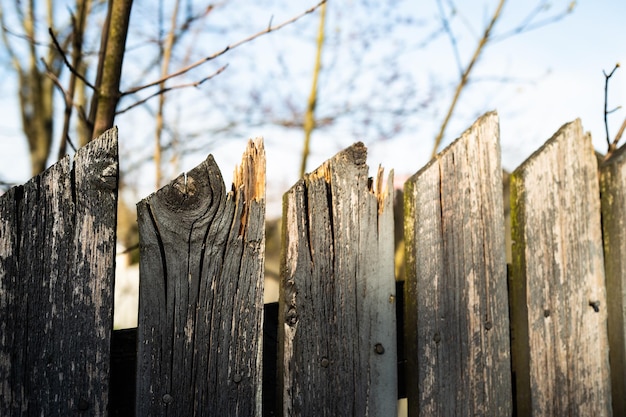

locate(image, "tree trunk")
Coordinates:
91 0 133 139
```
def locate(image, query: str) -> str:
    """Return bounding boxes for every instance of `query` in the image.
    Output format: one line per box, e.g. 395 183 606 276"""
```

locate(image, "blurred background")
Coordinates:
0 0 624 329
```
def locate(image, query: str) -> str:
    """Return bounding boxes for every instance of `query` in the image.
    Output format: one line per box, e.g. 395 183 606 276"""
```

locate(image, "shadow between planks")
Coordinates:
109 281 406 417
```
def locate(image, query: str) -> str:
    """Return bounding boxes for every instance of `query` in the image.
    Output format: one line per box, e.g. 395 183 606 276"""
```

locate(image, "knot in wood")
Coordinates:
160 173 207 212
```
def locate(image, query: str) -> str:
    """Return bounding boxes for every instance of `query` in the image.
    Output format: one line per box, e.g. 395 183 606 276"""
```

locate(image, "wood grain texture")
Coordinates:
278 143 397 416
0 129 118 416
135 139 265 417
510 120 611 416
600 144 626 417
403 112 512 416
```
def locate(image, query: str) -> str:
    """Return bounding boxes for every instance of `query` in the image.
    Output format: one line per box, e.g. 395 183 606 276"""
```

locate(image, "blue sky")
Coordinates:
201 0 626 216
0 0 624 216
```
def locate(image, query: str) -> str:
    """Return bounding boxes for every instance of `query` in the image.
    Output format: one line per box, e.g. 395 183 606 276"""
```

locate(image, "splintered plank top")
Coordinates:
279 142 397 417
136 139 266 417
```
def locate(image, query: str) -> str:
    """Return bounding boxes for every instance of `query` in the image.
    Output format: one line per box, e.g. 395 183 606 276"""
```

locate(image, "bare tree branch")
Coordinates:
431 0 506 157
121 0 327 97
154 0 181 188
300 0 326 177
493 1 576 42
116 65 228 115
436 0 463 77
55 0 91 159
604 63 620 149
48 27 96 91
612 117 626 151
0 6 23 72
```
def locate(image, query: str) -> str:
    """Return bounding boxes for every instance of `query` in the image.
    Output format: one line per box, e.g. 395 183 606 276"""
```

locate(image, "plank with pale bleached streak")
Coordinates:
0 129 118 416
404 112 512 416
279 142 397 417
510 119 611 416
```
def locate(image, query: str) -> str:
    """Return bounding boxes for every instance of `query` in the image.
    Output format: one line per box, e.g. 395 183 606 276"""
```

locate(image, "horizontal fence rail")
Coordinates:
1 114 625 416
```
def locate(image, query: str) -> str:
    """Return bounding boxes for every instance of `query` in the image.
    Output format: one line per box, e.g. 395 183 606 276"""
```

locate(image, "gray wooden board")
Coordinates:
600 144 626 416
0 129 118 416
403 112 512 416
278 143 397 416
510 119 611 416
135 140 265 417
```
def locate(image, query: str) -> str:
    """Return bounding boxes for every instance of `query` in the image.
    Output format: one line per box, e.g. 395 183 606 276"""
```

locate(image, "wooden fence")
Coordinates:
0 112 624 416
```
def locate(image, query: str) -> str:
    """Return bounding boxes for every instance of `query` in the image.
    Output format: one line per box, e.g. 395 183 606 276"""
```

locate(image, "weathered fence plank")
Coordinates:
0 129 118 416
135 139 265 417
278 143 397 416
403 112 512 416
510 119 612 416
600 145 626 416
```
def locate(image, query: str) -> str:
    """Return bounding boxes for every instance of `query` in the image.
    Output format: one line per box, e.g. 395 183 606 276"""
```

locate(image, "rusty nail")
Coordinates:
233 374 242 383
589 301 600 313
162 394 174 404
374 343 385 354
321 357 329 368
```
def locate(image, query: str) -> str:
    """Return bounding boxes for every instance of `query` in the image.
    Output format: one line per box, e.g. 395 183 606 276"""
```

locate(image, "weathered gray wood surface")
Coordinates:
278 143 397 416
0 129 118 416
403 112 512 416
136 139 265 417
510 120 611 416
600 144 626 417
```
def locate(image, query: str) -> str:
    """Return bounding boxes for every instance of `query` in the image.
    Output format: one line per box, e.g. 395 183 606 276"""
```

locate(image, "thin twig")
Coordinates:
493 1 575 42
1 24 49 47
611 117 626 151
300 0 326 177
48 28 96 91
436 0 463 77
604 63 620 148
122 0 326 97
431 0 506 157
116 65 229 115
41 58 70 105
0 8 22 69
41 58 79 154
57 0 90 159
